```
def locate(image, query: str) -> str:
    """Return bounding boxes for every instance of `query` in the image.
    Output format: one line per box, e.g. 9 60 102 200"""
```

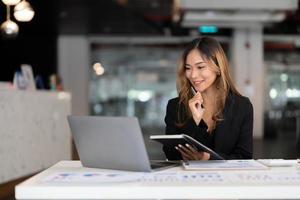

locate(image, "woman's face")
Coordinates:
185 49 218 93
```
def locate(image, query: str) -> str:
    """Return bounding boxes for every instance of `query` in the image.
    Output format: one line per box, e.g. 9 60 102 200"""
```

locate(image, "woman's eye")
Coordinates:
197 66 205 69
184 66 191 70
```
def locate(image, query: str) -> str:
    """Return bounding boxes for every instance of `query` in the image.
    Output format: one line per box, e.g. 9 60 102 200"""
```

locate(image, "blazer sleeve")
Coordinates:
164 99 178 135
219 98 253 159
163 99 182 160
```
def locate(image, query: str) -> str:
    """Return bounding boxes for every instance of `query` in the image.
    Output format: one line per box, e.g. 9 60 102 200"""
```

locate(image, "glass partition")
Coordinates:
89 44 182 159
264 51 300 158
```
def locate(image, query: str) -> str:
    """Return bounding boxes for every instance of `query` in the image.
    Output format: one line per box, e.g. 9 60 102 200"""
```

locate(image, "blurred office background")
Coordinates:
1 0 300 199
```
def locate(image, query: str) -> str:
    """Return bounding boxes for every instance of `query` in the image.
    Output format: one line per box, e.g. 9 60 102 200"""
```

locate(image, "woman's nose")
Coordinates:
190 69 198 78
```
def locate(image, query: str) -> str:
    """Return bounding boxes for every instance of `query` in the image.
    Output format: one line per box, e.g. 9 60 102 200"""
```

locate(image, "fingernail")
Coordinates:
178 144 182 147
175 146 178 150
185 144 190 147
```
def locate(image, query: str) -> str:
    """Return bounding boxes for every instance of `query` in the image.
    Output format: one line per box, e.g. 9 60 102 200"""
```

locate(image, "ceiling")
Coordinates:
57 0 300 36
58 0 176 35
0 0 299 82
0 0 299 36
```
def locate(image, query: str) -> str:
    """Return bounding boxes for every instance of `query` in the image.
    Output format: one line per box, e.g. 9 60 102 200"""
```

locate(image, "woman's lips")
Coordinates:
194 80 204 86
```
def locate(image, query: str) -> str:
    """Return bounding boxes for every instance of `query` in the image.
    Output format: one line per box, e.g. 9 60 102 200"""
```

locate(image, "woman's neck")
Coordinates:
202 85 217 104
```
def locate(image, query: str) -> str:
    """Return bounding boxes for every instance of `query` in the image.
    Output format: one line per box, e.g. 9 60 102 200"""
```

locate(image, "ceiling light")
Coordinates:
2 0 20 5
14 0 34 22
269 88 278 99
93 63 105 76
1 20 19 36
0 5 19 38
280 73 288 82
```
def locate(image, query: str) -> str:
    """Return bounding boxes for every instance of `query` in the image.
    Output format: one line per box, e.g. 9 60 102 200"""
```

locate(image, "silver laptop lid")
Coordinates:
68 116 152 172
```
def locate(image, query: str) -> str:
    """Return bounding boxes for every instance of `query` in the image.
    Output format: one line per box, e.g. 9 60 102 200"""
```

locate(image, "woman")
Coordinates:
163 37 253 160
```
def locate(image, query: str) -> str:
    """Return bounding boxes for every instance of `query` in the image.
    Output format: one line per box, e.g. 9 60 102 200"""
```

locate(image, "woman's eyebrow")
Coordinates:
194 61 206 65
185 61 206 66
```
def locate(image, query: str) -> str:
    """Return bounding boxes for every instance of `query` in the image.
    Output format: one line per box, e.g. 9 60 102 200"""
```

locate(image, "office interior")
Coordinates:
0 0 300 199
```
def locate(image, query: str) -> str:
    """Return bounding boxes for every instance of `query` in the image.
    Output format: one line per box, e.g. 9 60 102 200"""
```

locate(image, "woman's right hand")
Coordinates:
188 92 205 125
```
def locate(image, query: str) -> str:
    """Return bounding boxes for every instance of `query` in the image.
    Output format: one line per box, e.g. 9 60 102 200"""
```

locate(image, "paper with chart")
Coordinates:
43 171 144 183
182 160 269 170
42 170 300 185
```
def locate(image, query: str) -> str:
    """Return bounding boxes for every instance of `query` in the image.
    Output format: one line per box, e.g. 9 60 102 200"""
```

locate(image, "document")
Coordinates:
257 159 298 167
150 134 224 160
182 160 269 170
43 171 144 183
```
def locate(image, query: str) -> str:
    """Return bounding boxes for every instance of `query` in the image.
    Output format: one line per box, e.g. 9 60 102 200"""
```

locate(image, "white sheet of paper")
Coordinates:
183 160 269 170
43 171 144 183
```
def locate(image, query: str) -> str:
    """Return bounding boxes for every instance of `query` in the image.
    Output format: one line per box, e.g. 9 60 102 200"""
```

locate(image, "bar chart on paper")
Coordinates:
42 171 300 185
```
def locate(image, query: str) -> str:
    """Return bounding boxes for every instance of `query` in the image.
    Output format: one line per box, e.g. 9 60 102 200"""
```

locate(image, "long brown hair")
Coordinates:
176 37 241 129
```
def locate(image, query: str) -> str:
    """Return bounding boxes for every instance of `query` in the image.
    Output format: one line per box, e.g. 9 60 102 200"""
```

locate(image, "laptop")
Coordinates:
67 116 177 172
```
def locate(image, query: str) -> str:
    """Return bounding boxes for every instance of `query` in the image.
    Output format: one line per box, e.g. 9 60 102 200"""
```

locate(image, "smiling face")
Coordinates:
185 49 218 93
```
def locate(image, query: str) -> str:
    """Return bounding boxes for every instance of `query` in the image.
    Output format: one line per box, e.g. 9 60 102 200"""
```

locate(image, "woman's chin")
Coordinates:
198 87 208 93
194 85 210 93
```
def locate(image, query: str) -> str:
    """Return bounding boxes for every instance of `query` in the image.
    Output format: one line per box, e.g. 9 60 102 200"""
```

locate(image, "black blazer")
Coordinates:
163 92 253 160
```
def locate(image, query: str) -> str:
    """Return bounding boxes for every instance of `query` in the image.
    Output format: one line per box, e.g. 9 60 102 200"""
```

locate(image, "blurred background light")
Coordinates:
14 0 35 22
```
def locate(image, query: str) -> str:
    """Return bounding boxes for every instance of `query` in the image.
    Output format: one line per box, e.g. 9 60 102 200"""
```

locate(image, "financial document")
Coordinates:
182 160 269 170
42 170 300 185
43 171 144 183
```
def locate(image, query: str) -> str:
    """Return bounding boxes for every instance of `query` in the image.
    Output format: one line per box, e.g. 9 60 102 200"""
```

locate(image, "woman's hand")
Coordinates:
189 92 205 125
175 144 210 161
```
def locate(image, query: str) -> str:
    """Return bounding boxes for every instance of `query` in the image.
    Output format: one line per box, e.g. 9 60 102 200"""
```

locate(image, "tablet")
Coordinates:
150 134 224 160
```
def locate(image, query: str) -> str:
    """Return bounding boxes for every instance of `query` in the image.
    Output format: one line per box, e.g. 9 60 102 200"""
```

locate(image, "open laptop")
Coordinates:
67 116 177 172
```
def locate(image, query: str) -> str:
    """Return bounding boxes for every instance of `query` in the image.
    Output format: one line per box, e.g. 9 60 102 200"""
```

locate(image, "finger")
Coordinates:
190 95 203 103
194 94 204 108
195 151 204 160
182 154 189 161
194 99 203 106
195 92 203 101
189 99 203 111
194 93 204 102
175 146 190 159
178 144 194 156
189 98 203 107
185 143 198 153
176 146 193 160
181 144 206 160
179 149 193 160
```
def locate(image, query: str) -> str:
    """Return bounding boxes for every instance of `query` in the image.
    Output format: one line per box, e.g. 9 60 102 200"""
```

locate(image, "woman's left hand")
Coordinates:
175 144 210 161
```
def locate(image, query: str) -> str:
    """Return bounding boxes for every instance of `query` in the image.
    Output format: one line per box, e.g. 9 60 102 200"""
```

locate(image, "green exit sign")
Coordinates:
199 26 218 33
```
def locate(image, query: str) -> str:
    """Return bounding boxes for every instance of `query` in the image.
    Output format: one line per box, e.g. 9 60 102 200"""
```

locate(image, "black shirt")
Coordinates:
195 120 215 150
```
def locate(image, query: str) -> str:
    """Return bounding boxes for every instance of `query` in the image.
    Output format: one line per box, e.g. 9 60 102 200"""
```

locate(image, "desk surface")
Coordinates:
15 160 300 200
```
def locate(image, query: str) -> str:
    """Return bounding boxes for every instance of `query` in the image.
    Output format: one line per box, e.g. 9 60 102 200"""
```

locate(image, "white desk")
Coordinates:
15 160 300 199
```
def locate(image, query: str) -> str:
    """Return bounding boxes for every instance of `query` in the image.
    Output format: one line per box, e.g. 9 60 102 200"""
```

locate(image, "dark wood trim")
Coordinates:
0 173 37 199
72 138 79 160
0 140 77 199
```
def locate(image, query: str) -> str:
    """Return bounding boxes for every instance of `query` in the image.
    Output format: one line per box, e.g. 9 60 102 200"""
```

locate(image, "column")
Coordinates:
58 36 90 115
231 25 264 139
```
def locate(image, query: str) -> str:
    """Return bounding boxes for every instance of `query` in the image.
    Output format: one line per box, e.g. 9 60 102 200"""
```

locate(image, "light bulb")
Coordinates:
14 0 34 22
2 0 20 5
1 19 19 38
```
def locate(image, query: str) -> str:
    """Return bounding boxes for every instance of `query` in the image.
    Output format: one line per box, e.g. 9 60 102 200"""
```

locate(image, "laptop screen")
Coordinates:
68 116 152 172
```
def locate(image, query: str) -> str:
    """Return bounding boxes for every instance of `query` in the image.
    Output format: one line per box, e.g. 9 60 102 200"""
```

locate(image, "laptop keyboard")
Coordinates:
150 163 166 169
150 160 179 169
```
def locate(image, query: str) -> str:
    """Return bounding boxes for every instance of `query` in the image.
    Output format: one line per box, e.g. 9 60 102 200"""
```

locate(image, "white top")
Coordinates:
15 160 300 199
